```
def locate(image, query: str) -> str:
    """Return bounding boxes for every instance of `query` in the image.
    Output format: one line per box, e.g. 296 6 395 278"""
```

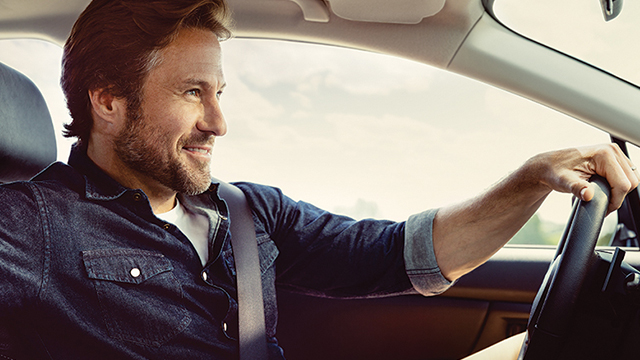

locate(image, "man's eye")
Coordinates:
186 89 200 97
216 90 223 99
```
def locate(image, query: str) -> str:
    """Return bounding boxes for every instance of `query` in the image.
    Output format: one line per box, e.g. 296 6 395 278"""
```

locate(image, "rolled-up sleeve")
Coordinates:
404 208 455 296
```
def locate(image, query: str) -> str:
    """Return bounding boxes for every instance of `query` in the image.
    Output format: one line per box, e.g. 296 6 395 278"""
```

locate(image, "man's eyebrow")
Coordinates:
182 78 226 90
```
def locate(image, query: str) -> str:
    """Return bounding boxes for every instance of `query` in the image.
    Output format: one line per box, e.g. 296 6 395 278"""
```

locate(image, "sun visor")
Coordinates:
326 0 446 24
289 0 446 24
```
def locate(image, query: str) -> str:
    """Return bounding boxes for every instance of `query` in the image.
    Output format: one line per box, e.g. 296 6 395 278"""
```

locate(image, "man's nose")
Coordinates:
199 98 227 136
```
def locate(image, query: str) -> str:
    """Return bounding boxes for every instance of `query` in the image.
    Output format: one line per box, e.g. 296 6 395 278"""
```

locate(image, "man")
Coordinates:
0 0 637 359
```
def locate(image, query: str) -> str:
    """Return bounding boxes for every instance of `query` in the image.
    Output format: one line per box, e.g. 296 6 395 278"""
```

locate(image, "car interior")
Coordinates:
0 61 58 358
2 0 640 359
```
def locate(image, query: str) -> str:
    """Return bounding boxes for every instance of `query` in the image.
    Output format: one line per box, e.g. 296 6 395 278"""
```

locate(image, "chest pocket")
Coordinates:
82 249 191 348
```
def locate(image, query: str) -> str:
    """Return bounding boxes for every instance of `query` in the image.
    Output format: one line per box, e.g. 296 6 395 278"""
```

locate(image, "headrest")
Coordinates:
0 62 57 182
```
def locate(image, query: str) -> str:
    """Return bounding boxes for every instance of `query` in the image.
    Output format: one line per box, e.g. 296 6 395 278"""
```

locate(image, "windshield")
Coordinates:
493 0 640 87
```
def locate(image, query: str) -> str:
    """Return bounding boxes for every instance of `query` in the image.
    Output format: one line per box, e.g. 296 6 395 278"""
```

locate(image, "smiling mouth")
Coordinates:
182 145 213 160
184 147 211 155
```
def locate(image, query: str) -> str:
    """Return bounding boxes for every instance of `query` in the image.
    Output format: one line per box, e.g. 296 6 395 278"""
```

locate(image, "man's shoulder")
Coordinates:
229 181 290 207
231 181 284 197
183 180 285 210
1 161 84 197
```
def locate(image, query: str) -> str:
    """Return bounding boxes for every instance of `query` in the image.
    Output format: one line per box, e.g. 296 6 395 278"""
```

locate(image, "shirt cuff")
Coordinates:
404 208 455 296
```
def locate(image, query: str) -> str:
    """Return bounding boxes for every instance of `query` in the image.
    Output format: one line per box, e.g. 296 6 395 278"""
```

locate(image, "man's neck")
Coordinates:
87 140 178 214
144 188 178 214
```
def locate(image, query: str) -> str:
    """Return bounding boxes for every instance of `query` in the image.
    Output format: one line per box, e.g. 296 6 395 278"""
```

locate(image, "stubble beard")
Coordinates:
113 112 214 196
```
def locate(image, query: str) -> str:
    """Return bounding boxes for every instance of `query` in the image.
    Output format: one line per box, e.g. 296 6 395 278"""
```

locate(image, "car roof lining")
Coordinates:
0 0 88 44
0 0 483 70
229 0 483 68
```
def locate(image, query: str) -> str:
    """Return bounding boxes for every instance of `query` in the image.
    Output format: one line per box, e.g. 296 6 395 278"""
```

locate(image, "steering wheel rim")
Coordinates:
519 176 611 360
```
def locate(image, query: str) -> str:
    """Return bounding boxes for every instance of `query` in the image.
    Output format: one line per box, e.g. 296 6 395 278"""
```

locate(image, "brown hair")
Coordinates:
61 0 232 145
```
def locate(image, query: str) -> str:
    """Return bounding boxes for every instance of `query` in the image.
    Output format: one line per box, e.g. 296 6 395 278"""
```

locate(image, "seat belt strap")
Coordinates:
216 180 269 360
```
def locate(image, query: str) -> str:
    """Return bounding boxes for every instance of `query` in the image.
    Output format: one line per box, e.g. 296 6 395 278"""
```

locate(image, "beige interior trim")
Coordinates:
449 13 640 146
230 0 483 69
326 0 446 24
288 0 330 23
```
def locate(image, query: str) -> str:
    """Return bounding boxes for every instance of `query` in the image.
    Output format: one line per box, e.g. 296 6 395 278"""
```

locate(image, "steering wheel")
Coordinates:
519 176 611 360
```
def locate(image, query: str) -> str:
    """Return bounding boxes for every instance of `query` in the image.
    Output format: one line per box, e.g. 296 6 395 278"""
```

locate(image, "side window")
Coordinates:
0 38 617 246
217 39 615 246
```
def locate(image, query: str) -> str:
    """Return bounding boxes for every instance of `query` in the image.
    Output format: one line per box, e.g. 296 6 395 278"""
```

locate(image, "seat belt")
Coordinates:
216 180 269 360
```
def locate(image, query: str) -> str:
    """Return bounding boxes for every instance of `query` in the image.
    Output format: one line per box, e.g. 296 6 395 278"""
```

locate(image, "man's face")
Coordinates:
114 28 227 195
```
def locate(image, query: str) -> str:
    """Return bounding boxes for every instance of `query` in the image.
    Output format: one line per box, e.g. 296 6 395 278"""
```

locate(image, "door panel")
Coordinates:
277 293 489 360
276 245 556 359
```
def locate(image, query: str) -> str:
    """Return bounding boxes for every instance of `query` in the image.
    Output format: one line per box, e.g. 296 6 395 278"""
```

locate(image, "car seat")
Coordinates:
0 60 57 359
0 61 57 182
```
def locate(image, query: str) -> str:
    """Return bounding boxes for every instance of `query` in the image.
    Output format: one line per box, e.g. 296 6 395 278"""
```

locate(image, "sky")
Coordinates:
0 0 636 226
211 39 611 223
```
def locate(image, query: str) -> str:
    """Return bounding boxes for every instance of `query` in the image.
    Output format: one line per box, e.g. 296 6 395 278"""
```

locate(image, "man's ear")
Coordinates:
88 88 127 134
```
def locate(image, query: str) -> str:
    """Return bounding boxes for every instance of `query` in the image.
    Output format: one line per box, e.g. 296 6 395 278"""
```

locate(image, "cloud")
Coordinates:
334 198 380 220
289 91 312 108
215 37 615 221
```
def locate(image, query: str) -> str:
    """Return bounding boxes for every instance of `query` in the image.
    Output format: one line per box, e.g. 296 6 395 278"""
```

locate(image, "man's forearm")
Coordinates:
431 144 639 282
432 158 551 281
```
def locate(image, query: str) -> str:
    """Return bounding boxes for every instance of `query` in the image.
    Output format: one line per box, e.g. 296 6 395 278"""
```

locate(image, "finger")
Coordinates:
582 144 632 213
618 154 640 189
577 177 625 215
604 145 639 211
579 184 594 202
559 168 592 201
600 159 633 213
610 144 640 186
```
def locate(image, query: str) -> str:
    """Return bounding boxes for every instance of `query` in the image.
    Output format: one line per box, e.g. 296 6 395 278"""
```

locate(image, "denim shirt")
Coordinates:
0 147 451 359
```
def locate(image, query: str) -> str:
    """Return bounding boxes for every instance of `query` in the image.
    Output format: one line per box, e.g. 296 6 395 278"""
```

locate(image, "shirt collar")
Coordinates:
67 143 221 202
67 143 129 201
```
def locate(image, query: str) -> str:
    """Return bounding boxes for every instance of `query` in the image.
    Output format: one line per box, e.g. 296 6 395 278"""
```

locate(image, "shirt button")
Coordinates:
202 271 208 282
222 322 228 332
219 214 228 221
130 268 141 278
132 192 142 201
163 223 171 230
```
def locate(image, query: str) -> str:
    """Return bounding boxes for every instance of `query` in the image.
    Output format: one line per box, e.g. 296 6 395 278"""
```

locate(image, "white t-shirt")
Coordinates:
156 199 210 265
